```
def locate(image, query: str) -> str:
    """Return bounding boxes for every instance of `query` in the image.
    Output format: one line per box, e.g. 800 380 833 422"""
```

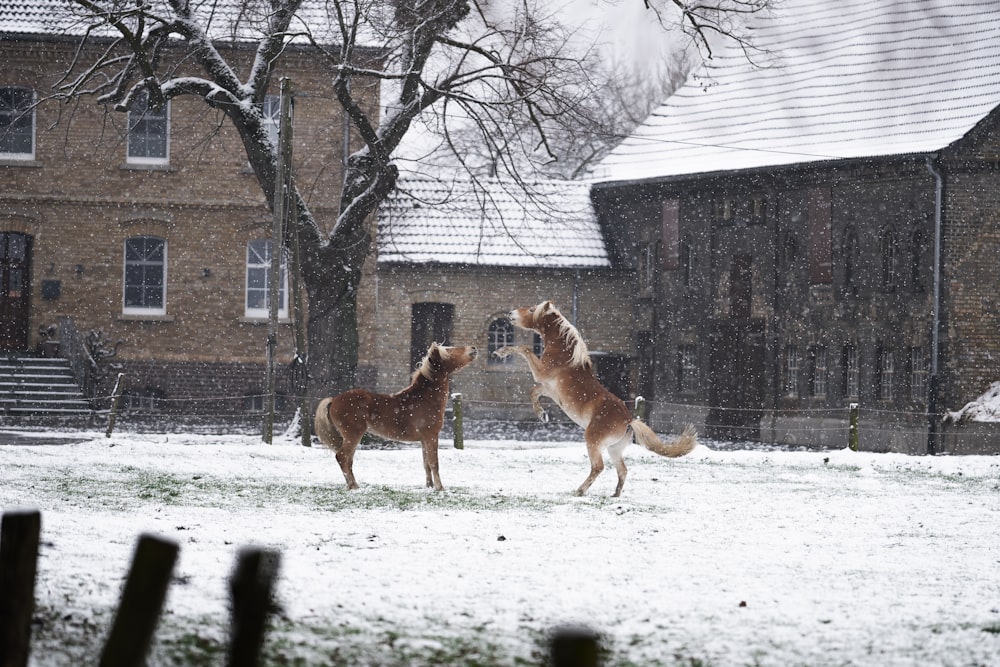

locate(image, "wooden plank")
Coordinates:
0 509 41 667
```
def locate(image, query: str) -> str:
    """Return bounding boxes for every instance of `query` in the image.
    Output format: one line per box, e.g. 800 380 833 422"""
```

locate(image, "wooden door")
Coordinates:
0 232 31 351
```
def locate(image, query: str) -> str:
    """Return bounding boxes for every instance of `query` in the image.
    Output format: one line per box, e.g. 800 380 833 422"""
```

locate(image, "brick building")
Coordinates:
590 0 1000 453
0 2 380 416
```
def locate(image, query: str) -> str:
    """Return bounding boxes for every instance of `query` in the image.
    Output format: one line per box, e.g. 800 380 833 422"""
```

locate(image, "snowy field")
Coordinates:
1 427 999 666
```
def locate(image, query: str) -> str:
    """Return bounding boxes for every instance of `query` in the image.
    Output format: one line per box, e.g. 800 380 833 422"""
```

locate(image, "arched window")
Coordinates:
487 318 514 364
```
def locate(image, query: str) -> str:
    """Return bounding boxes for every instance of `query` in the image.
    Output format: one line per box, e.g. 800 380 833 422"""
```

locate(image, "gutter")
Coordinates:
924 156 944 455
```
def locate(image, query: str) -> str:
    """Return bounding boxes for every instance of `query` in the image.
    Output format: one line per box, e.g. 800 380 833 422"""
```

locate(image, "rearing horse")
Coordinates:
496 300 696 496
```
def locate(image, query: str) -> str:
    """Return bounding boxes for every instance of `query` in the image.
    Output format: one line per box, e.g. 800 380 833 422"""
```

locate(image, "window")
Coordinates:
0 87 34 158
810 346 827 398
750 195 768 225
487 318 514 364
910 347 928 401
245 239 288 319
712 196 733 225
783 345 800 397
127 90 169 164
123 236 166 315
881 226 897 290
638 240 661 292
262 94 280 148
911 229 926 293
533 332 544 357
878 348 894 400
677 344 698 393
841 226 859 297
843 345 859 400
680 238 693 287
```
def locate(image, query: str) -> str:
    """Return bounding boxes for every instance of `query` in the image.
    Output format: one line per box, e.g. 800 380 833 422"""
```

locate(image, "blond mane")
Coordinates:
411 343 452 382
545 304 591 369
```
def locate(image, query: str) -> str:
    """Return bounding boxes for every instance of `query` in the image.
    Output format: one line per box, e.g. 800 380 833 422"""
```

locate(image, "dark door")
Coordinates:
410 302 454 369
707 321 765 440
0 232 31 351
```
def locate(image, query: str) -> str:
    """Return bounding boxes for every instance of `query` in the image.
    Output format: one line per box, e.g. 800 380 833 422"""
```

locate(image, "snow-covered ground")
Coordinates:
1 428 998 666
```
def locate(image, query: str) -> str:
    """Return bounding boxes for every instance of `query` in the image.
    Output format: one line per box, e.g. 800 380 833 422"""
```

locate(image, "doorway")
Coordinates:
0 232 32 352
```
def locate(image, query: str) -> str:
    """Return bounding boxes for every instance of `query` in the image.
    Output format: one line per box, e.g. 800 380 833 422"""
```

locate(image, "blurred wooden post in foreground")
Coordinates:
99 534 179 667
550 626 600 667
228 548 281 667
0 509 41 667
451 393 464 449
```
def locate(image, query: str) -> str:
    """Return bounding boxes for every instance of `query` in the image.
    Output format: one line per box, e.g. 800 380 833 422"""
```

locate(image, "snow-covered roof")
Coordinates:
377 176 610 269
593 0 1000 183
0 0 350 43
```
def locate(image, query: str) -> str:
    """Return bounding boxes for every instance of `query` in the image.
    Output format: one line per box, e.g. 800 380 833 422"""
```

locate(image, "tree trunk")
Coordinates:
304 272 361 401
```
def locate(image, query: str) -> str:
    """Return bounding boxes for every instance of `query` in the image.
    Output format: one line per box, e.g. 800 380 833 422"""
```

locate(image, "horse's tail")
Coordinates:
313 397 344 452
631 420 697 458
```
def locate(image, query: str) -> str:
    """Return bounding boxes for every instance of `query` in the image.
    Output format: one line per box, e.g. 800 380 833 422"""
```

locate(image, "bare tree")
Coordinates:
55 0 767 398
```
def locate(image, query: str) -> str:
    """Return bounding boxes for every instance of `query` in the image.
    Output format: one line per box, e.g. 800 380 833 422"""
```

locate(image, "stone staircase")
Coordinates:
0 355 92 417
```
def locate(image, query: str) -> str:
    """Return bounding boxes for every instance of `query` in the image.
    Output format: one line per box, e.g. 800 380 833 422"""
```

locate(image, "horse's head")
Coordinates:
508 300 591 368
417 343 478 381
509 300 558 332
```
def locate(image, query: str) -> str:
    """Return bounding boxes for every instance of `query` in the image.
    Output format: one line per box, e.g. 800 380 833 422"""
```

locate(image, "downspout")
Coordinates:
925 155 944 456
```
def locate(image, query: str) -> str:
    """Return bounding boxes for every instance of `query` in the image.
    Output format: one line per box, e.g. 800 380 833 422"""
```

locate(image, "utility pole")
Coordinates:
264 77 293 444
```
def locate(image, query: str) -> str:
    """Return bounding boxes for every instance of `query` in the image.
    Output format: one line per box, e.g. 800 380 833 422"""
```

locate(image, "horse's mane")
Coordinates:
546 305 591 369
411 343 452 383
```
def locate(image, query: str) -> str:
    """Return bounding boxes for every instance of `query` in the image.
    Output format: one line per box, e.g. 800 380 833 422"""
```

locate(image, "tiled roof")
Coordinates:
0 0 348 42
593 0 1000 183
377 175 610 268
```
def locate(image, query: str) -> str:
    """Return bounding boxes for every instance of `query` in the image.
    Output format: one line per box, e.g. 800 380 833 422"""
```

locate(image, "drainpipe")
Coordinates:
925 156 944 455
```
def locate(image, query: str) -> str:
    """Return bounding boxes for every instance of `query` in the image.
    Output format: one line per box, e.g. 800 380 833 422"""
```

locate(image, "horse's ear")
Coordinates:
541 301 553 314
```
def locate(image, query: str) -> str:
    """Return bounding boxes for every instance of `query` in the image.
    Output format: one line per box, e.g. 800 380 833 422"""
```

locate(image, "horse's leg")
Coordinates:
607 434 632 497
421 435 443 491
335 433 362 490
529 383 550 422
494 345 540 371
575 435 605 496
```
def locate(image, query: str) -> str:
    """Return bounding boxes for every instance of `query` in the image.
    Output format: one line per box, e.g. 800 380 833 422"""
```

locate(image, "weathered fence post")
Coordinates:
633 396 648 421
451 393 464 450
105 373 125 438
228 547 281 667
550 625 600 667
848 402 860 452
99 534 179 667
0 509 41 667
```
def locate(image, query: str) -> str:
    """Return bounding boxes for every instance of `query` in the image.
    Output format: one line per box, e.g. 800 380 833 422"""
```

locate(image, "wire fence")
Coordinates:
46 381 995 454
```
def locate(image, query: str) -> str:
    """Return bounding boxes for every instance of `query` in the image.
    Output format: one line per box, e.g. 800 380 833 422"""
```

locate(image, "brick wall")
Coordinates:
1 37 378 378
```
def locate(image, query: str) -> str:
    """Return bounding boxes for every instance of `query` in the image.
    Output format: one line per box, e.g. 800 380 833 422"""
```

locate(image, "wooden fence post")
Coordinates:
848 402 859 452
451 393 464 450
228 547 281 667
0 509 41 667
105 373 125 438
99 534 179 667
633 396 648 421
550 625 600 667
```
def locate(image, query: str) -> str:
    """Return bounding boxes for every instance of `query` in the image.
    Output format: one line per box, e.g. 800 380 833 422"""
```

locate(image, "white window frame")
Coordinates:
0 86 35 160
678 344 698 393
127 91 169 165
245 239 288 319
122 236 167 316
910 347 927 401
879 349 895 401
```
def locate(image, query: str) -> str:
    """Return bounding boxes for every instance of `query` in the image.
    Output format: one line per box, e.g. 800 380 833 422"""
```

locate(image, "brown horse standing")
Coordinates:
496 300 696 496
314 343 478 491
